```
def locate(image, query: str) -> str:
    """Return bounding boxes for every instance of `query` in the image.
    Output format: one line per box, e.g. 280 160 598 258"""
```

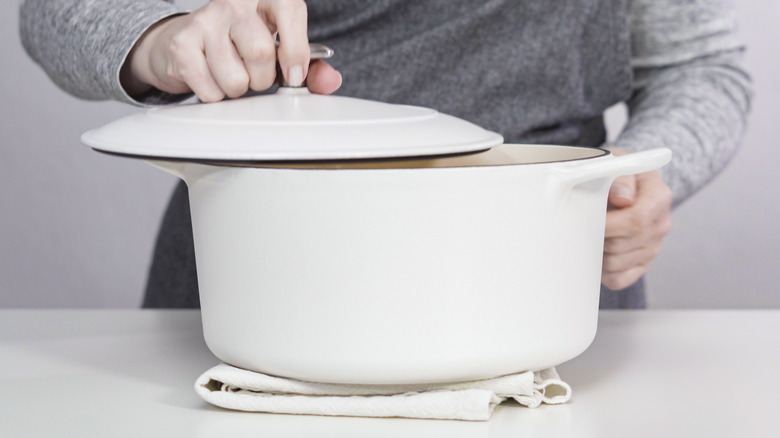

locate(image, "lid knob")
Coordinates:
278 43 335 88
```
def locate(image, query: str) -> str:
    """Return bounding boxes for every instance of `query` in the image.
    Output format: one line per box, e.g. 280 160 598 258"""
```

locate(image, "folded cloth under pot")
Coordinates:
194 363 571 421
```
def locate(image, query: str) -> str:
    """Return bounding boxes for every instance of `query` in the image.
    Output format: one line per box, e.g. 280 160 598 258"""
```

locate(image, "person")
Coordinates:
19 0 751 309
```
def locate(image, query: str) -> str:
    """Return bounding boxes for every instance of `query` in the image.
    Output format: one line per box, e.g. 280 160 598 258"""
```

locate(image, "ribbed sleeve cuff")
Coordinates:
106 1 191 106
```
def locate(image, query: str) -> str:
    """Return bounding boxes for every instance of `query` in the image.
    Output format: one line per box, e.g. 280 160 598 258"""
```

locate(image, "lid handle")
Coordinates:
278 43 334 88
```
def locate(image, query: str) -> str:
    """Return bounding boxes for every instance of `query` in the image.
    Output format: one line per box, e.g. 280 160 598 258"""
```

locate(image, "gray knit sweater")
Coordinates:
20 0 752 206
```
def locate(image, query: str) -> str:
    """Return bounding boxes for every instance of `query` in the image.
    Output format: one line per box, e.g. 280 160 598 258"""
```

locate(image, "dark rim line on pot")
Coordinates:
93 145 611 170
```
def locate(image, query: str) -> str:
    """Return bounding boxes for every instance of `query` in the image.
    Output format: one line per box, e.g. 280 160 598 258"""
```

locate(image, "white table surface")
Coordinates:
1 309 778 438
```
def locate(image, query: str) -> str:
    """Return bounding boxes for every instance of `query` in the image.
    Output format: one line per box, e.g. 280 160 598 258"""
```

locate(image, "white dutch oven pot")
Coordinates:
83 48 670 384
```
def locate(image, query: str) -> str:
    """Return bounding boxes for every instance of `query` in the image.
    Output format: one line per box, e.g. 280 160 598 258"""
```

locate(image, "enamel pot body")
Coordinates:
149 145 670 384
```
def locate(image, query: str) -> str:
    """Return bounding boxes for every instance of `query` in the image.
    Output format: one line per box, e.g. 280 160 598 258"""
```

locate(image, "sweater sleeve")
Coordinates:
613 0 753 206
19 0 190 106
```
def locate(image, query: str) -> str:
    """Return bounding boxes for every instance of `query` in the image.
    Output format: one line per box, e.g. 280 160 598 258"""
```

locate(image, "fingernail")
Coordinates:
613 184 634 201
288 65 304 87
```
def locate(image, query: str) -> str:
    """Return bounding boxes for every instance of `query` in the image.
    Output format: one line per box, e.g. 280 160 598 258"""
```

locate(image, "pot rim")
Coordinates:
99 144 611 171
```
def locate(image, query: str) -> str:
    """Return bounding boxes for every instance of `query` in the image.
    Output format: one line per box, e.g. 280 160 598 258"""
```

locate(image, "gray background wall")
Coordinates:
1 1 778 308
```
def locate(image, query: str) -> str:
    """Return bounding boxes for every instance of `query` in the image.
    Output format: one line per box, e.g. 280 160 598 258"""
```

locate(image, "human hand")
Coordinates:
120 0 342 102
602 148 673 290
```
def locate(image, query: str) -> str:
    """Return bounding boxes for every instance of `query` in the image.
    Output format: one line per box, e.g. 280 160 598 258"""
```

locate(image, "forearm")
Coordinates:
614 0 752 206
19 0 187 106
617 52 751 205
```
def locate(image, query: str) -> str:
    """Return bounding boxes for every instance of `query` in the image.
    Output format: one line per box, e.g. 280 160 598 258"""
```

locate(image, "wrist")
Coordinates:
119 15 180 97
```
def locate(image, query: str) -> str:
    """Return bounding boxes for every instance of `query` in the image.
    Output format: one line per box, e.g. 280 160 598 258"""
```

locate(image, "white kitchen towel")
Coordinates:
194 363 571 421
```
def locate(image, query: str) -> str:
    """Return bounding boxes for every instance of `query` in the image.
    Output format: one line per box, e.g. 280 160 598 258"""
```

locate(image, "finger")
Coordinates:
608 174 636 209
605 206 646 240
170 36 225 103
604 234 643 255
259 0 310 86
605 171 670 238
605 213 663 253
306 60 342 94
203 30 250 98
602 265 649 291
603 241 663 273
230 18 277 91
605 208 670 254
636 169 674 213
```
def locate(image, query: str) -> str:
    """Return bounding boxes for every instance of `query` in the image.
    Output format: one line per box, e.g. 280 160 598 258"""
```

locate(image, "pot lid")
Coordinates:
81 87 503 161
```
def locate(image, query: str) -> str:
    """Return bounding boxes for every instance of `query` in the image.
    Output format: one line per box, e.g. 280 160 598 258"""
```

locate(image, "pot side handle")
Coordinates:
552 148 672 189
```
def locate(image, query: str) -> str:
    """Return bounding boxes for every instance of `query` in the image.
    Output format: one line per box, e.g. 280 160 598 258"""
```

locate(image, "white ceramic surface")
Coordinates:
81 88 503 161
149 145 671 384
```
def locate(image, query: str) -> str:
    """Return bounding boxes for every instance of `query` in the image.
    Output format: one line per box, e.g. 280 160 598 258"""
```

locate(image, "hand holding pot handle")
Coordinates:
551 148 673 291
120 0 342 102
602 148 673 291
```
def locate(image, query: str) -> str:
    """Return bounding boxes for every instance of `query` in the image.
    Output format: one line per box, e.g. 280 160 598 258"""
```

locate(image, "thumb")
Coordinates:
608 174 636 209
306 60 342 95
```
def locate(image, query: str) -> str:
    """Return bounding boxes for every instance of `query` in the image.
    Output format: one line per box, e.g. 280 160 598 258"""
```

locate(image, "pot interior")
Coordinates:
198 144 607 170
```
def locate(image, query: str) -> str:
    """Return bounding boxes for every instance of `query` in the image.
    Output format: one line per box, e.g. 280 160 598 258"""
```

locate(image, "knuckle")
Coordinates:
167 32 192 55
245 42 276 63
223 73 249 97
250 76 276 91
